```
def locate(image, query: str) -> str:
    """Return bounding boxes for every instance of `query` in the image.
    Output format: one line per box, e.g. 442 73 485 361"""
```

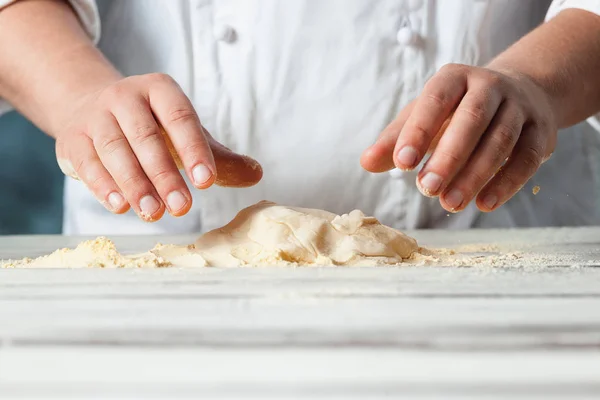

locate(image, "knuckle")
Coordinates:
439 63 466 75
520 146 543 171
148 168 177 187
96 134 127 154
423 92 451 109
468 168 490 190
167 107 198 125
100 83 127 102
87 173 111 192
436 149 462 166
498 169 523 190
147 72 175 85
482 71 504 91
121 174 151 195
458 103 488 125
407 122 432 143
178 141 208 159
132 124 159 143
491 123 520 151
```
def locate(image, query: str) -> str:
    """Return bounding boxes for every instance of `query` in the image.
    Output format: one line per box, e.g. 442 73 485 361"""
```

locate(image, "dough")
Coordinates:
2 201 418 268
193 201 417 266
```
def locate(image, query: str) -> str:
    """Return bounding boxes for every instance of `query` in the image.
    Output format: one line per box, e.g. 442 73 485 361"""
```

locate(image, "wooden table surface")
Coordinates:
1 228 600 399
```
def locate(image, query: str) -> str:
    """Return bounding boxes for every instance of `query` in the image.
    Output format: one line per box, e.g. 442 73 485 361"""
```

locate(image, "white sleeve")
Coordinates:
0 0 101 117
546 0 600 132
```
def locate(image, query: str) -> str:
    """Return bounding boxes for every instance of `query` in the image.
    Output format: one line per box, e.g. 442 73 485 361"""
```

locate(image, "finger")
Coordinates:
146 74 216 189
92 113 166 222
360 100 416 173
206 132 264 188
439 102 524 212
393 64 468 170
112 94 192 217
476 124 548 212
417 86 503 197
57 134 129 214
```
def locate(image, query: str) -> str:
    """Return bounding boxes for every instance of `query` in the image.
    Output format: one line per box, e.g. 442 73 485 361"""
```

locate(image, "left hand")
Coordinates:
361 63 557 213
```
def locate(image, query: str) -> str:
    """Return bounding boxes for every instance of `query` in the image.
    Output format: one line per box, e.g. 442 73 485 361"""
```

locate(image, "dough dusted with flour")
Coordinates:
193 201 418 266
1 201 418 268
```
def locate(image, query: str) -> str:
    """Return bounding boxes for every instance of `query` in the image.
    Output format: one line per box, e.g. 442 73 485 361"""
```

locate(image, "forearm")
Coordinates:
0 0 121 137
488 8 600 129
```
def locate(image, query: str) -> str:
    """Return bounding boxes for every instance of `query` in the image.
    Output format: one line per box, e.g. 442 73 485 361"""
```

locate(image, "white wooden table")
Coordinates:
1 228 600 399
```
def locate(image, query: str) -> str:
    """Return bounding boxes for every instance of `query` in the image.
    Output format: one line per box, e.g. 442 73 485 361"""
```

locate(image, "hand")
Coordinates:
361 64 557 213
55 73 262 221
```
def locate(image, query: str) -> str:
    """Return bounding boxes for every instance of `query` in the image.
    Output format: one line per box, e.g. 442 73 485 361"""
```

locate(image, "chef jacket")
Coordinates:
1 0 600 234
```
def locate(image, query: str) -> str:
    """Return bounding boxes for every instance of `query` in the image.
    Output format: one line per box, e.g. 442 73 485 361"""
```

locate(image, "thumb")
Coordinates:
208 135 263 188
164 127 263 188
360 100 416 173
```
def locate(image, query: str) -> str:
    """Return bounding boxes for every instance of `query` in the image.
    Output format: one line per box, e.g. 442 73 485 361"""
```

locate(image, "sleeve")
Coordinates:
0 0 101 117
546 0 600 132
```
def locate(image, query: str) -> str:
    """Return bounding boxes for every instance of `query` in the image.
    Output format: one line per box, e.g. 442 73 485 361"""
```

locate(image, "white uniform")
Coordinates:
2 0 600 234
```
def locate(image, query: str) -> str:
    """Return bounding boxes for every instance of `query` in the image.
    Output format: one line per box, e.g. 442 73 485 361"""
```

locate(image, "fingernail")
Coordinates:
445 189 464 211
419 172 443 196
396 146 418 169
107 192 124 210
167 190 187 212
192 164 213 186
139 195 160 219
483 194 498 210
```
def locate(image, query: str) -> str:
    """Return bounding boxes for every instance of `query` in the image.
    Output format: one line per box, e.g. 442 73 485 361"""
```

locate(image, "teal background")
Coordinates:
0 112 63 234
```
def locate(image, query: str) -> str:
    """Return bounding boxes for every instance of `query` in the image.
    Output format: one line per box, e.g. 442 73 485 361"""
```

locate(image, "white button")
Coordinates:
213 24 236 43
407 0 423 11
396 26 419 46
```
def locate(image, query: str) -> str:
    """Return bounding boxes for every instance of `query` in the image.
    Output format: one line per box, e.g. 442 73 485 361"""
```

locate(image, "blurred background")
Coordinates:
0 112 64 234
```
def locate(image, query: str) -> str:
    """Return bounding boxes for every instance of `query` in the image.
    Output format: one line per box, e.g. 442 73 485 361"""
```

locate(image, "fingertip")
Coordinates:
168 201 193 217
249 157 264 183
359 147 378 172
439 188 466 213
416 172 444 198
104 197 131 215
139 208 166 223
114 203 131 214
395 146 420 171
191 163 216 189
165 190 193 217
137 195 165 222
214 153 263 188
476 192 499 212
360 144 396 173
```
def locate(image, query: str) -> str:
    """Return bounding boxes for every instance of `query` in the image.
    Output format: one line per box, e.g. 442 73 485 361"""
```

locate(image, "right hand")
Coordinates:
55 73 263 222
